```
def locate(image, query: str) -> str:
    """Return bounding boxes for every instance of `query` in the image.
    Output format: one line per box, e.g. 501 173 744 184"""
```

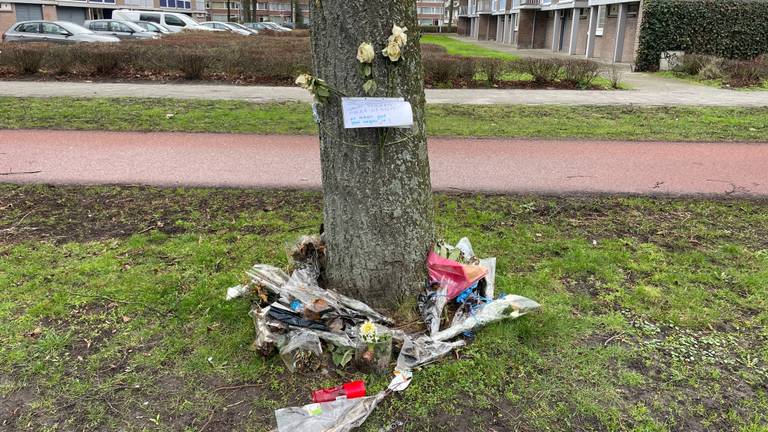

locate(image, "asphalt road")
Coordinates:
1 130 767 196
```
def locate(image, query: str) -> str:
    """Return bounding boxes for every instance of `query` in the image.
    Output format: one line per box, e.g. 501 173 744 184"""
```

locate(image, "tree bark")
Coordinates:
310 0 434 310
448 0 455 31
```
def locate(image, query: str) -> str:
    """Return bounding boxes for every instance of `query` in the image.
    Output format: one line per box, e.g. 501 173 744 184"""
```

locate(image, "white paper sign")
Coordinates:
341 97 414 129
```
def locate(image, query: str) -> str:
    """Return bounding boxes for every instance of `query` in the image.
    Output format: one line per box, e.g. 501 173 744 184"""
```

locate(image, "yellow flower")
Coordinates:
295 73 312 89
382 40 402 62
390 24 408 48
360 321 376 337
357 42 375 64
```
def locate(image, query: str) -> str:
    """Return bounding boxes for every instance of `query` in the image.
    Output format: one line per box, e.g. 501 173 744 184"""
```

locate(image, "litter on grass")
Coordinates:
227 236 540 432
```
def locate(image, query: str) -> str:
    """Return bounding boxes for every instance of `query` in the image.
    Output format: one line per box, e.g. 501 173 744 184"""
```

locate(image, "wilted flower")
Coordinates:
295 73 331 103
382 40 402 62
357 42 375 64
295 73 312 89
389 24 408 48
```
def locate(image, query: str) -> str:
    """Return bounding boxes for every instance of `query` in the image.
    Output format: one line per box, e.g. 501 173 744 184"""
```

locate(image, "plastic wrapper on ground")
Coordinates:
275 391 388 432
278 329 324 373
249 305 283 355
225 284 250 301
245 264 290 295
455 237 476 260
268 303 329 331
479 257 496 299
418 284 448 337
396 335 466 372
263 267 392 325
432 294 541 342
427 251 488 300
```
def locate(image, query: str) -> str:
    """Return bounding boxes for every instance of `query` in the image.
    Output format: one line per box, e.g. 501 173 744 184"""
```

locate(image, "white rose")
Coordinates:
295 73 312 89
357 42 375 64
390 24 408 47
382 40 401 62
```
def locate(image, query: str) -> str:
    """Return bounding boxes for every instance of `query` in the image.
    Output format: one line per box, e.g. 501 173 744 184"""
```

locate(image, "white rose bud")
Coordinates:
356 42 375 64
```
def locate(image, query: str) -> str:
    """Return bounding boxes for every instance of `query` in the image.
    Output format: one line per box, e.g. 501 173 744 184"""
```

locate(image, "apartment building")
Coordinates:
417 1 445 26
206 0 240 22
242 1 305 24
458 0 641 63
249 1 451 26
0 0 206 33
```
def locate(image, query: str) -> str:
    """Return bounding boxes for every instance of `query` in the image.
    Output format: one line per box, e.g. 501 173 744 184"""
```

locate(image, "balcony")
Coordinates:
492 0 507 13
476 0 491 13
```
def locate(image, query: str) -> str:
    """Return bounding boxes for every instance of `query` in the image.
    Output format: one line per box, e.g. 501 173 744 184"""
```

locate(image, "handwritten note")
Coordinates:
341 97 414 129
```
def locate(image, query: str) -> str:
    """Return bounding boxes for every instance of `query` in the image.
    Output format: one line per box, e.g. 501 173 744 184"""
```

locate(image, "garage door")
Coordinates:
14 3 43 21
57 7 87 25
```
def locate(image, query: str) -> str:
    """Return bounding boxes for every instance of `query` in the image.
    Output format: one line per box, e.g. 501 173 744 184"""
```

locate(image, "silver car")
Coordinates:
2 21 120 44
133 21 172 35
200 21 252 35
84 20 159 40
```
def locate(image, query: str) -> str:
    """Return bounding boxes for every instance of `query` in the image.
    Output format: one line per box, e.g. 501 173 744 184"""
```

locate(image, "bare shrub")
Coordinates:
82 44 127 76
673 54 711 75
477 58 508 85
45 45 77 75
519 58 561 83
606 63 624 89
0 44 46 75
561 59 601 87
721 59 765 87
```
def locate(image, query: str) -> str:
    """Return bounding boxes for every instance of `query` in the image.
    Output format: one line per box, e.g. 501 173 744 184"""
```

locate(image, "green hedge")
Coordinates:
419 25 457 33
636 0 768 71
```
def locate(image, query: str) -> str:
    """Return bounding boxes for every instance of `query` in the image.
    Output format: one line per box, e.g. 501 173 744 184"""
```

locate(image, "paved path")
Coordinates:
1 76 766 106
1 130 766 196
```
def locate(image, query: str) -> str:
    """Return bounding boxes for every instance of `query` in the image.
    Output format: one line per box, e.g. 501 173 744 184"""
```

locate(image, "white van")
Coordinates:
112 10 212 33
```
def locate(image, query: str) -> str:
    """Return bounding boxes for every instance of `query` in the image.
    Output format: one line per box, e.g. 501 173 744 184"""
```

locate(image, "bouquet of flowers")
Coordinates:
355 320 392 374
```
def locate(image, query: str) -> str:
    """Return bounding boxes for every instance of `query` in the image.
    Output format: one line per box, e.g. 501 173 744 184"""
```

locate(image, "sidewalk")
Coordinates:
1 77 767 106
1 130 766 196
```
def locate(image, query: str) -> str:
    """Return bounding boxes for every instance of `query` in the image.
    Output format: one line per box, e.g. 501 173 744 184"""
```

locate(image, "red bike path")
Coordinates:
1 130 766 196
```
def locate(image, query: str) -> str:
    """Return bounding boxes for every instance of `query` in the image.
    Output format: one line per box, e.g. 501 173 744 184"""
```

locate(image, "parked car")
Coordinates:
1 21 121 44
112 10 212 33
243 22 268 31
84 20 160 40
226 22 259 35
131 21 172 35
261 22 292 32
244 21 291 32
200 21 252 35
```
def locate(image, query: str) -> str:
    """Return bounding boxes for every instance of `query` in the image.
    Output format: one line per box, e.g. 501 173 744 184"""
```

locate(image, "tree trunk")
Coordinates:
242 0 250 22
448 1 455 31
310 0 434 310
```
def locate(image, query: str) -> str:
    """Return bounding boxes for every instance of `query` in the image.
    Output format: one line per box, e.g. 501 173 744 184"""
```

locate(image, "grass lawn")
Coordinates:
1 185 768 431
2 97 768 142
422 34 518 60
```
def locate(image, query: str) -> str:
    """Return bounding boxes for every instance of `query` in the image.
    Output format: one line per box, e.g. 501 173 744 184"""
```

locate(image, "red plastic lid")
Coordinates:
342 380 366 399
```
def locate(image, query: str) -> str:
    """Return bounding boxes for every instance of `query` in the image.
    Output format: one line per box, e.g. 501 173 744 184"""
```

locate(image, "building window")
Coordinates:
627 3 639 18
608 4 619 17
595 5 606 36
